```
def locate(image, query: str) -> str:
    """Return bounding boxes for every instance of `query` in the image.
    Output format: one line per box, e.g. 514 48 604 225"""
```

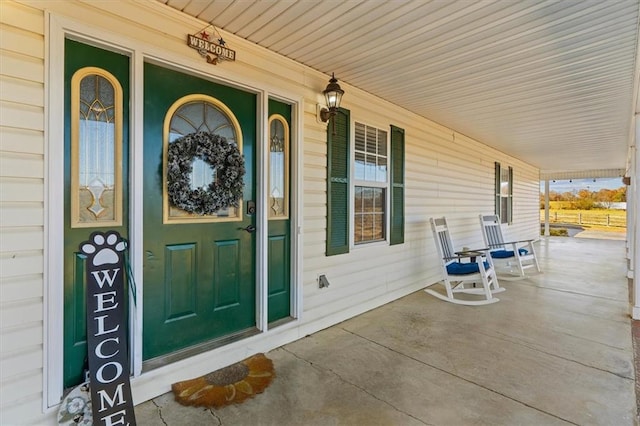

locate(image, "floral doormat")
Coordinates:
172 353 275 408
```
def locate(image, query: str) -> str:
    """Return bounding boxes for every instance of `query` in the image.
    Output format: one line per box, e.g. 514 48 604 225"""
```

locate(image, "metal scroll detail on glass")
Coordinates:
164 97 244 223
71 70 123 227
268 116 289 219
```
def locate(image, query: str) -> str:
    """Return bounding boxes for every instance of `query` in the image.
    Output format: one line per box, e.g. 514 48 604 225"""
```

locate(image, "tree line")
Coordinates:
540 186 626 209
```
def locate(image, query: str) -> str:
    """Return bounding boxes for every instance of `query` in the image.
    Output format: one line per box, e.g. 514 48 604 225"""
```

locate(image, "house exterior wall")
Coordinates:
0 1 540 423
0 1 47 422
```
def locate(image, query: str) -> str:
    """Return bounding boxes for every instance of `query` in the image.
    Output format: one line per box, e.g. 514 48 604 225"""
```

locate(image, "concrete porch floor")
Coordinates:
136 237 635 425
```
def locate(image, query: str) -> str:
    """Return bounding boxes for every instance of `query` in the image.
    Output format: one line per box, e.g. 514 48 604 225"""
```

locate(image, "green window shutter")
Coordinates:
494 161 501 217
390 125 405 245
508 166 513 224
326 108 350 256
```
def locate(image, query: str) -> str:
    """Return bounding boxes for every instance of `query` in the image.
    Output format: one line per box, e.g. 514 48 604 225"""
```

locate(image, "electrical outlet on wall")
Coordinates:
318 274 330 289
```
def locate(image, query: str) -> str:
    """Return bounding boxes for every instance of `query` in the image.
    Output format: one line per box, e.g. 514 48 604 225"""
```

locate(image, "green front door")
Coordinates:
63 39 130 387
143 64 257 361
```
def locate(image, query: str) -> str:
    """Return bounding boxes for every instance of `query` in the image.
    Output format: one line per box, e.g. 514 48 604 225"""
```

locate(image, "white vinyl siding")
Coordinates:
0 1 46 423
2 0 540 422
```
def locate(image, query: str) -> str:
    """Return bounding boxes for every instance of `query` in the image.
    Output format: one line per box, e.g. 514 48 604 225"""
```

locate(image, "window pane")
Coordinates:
355 123 388 184
269 117 289 218
354 186 385 244
500 168 510 196
377 129 387 182
190 158 215 189
377 156 387 183
75 73 120 225
366 127 377 153
354 152 366 180
354 186 363 211
170 113 199 137
167 99 240 220
373 188 384 212
355 123 366 152
501 197 509 223
372 212 384 240
365 154 377 181
377 130 387 156
363 187 373 211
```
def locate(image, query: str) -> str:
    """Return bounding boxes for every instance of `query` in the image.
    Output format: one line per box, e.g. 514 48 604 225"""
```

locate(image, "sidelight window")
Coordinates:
268 115 289 219
70 68 123 228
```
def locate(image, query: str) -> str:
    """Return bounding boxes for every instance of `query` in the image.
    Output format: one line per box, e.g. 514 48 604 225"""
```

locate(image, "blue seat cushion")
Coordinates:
491 248 528 258
447 261 490 275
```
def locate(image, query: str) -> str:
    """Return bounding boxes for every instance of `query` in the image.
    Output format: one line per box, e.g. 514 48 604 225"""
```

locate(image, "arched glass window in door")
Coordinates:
163 94 243 223
70 67 123 227
268 114 289 219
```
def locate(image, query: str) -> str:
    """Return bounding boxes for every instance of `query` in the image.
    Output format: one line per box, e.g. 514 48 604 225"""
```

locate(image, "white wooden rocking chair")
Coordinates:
426 217 504 305
479 214 542 279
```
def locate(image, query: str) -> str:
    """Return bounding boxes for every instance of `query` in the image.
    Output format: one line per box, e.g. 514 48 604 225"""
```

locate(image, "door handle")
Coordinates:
238 224 256 233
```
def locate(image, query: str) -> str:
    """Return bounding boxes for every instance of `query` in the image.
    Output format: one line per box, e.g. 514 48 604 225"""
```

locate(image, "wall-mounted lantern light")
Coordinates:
319 73 344 122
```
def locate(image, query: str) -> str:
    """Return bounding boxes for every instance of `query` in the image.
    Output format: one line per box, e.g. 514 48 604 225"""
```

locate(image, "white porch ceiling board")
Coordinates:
158 0 640 175
236 1 321 43
303 1 491 73
432 83 631 116
230 1 298 38
345 1 560 82
257 2 358 51
181 0 213 17
163 0 190 9
353 4 633 97
277 1 395 59
419 58 635 103
381 22 634 96
197 1 254 25
222 2 292 35
268 1 370 54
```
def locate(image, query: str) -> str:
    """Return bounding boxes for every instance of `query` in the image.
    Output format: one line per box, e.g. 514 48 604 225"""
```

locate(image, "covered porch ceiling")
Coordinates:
158 0 640 177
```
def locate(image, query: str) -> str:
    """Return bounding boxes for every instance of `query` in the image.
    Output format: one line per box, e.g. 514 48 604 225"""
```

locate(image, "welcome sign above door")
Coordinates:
187 26 236 65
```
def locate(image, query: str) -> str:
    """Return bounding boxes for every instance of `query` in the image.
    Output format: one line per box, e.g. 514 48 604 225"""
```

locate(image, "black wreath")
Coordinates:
167 131 245 215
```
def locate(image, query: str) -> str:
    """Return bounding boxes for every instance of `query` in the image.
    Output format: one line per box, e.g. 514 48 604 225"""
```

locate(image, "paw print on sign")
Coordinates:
80 232 127 267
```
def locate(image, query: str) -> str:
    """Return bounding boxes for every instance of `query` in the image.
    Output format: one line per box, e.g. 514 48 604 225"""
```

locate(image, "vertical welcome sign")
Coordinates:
80 231 136 425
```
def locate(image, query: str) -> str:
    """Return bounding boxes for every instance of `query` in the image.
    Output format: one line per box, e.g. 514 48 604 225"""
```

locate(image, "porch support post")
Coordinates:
544 179 550 237
628 146 635 268
632 116 640 318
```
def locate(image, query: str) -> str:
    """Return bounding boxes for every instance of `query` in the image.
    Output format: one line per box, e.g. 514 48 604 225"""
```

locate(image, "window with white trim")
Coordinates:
326 111 404 256
353 122 388 244
495 162 513 224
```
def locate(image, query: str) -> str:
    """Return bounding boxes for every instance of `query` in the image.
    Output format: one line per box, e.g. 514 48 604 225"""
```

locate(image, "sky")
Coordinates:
540 177 625 194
